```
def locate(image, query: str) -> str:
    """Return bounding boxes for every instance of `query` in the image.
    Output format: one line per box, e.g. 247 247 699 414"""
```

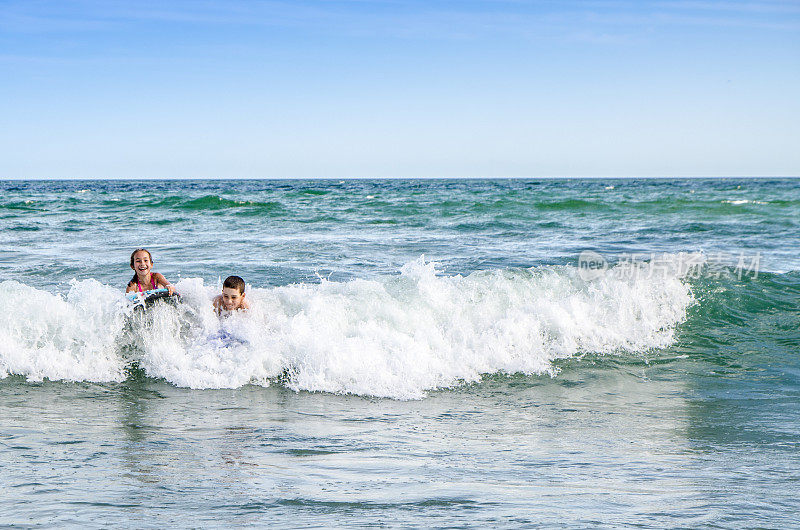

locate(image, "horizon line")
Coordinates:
2 175 799 181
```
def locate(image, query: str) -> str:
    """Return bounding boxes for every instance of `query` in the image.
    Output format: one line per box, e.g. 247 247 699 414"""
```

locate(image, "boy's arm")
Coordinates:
125 282 136 293
240 296 250 310
213 294 229 316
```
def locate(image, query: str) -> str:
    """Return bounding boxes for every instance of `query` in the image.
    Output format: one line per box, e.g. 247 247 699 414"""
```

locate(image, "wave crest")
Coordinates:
0 257 696 399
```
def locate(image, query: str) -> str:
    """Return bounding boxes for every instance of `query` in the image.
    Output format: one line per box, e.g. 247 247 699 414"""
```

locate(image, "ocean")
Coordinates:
1 178 798 527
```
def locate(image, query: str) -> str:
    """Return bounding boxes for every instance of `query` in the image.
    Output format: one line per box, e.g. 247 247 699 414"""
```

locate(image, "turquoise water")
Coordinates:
1 178 798 527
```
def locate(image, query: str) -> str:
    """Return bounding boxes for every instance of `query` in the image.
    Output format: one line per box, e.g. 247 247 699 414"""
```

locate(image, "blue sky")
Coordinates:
1 0 798 178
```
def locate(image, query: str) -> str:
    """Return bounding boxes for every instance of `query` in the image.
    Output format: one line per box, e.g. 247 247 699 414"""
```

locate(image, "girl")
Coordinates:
126 248 176 295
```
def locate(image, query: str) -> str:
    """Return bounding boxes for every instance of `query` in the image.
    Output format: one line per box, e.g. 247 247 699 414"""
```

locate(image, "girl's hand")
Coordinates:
166 283 175 295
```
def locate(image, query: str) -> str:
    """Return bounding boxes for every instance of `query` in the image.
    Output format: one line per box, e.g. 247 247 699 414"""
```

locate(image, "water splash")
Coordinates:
0 256 697 399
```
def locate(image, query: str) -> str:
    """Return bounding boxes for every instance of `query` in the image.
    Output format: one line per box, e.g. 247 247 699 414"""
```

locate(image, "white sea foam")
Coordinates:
0 256 697 399
722 199 767 205
0 279 128 383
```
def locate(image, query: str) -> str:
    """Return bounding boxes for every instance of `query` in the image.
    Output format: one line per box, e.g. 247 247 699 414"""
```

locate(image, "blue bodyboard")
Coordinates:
127 289 180 310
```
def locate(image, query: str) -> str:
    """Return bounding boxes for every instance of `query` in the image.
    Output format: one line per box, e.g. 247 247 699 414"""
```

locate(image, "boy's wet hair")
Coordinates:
223 275 246 294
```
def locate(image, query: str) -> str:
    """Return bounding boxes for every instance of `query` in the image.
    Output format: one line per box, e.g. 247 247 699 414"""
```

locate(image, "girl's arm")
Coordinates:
125 282 136 293
154 273 176 295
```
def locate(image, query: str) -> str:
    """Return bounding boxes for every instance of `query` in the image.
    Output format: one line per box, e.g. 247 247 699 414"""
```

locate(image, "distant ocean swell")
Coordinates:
0 255 714 399
4 193 799 217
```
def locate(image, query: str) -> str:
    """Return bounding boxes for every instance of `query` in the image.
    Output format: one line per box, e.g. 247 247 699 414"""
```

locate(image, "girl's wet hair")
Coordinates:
130 248 153 268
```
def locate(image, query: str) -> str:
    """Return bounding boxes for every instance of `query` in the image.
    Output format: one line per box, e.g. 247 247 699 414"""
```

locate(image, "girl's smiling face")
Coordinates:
131 250 153 277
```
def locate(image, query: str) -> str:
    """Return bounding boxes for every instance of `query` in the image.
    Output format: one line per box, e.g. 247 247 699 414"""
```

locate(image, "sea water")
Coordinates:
1 178 798 527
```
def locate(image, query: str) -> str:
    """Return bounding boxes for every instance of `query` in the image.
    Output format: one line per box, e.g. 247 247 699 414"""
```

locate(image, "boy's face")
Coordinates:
131 251 152 276
221 286 245 310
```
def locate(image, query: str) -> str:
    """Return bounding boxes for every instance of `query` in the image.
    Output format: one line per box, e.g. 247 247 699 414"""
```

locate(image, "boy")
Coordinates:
213 275 250 315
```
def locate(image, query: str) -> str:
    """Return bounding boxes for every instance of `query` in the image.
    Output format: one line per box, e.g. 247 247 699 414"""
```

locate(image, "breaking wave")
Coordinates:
0 256 697 399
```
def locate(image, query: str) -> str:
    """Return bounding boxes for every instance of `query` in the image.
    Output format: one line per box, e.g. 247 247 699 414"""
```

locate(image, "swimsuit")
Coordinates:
137 275 157 293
